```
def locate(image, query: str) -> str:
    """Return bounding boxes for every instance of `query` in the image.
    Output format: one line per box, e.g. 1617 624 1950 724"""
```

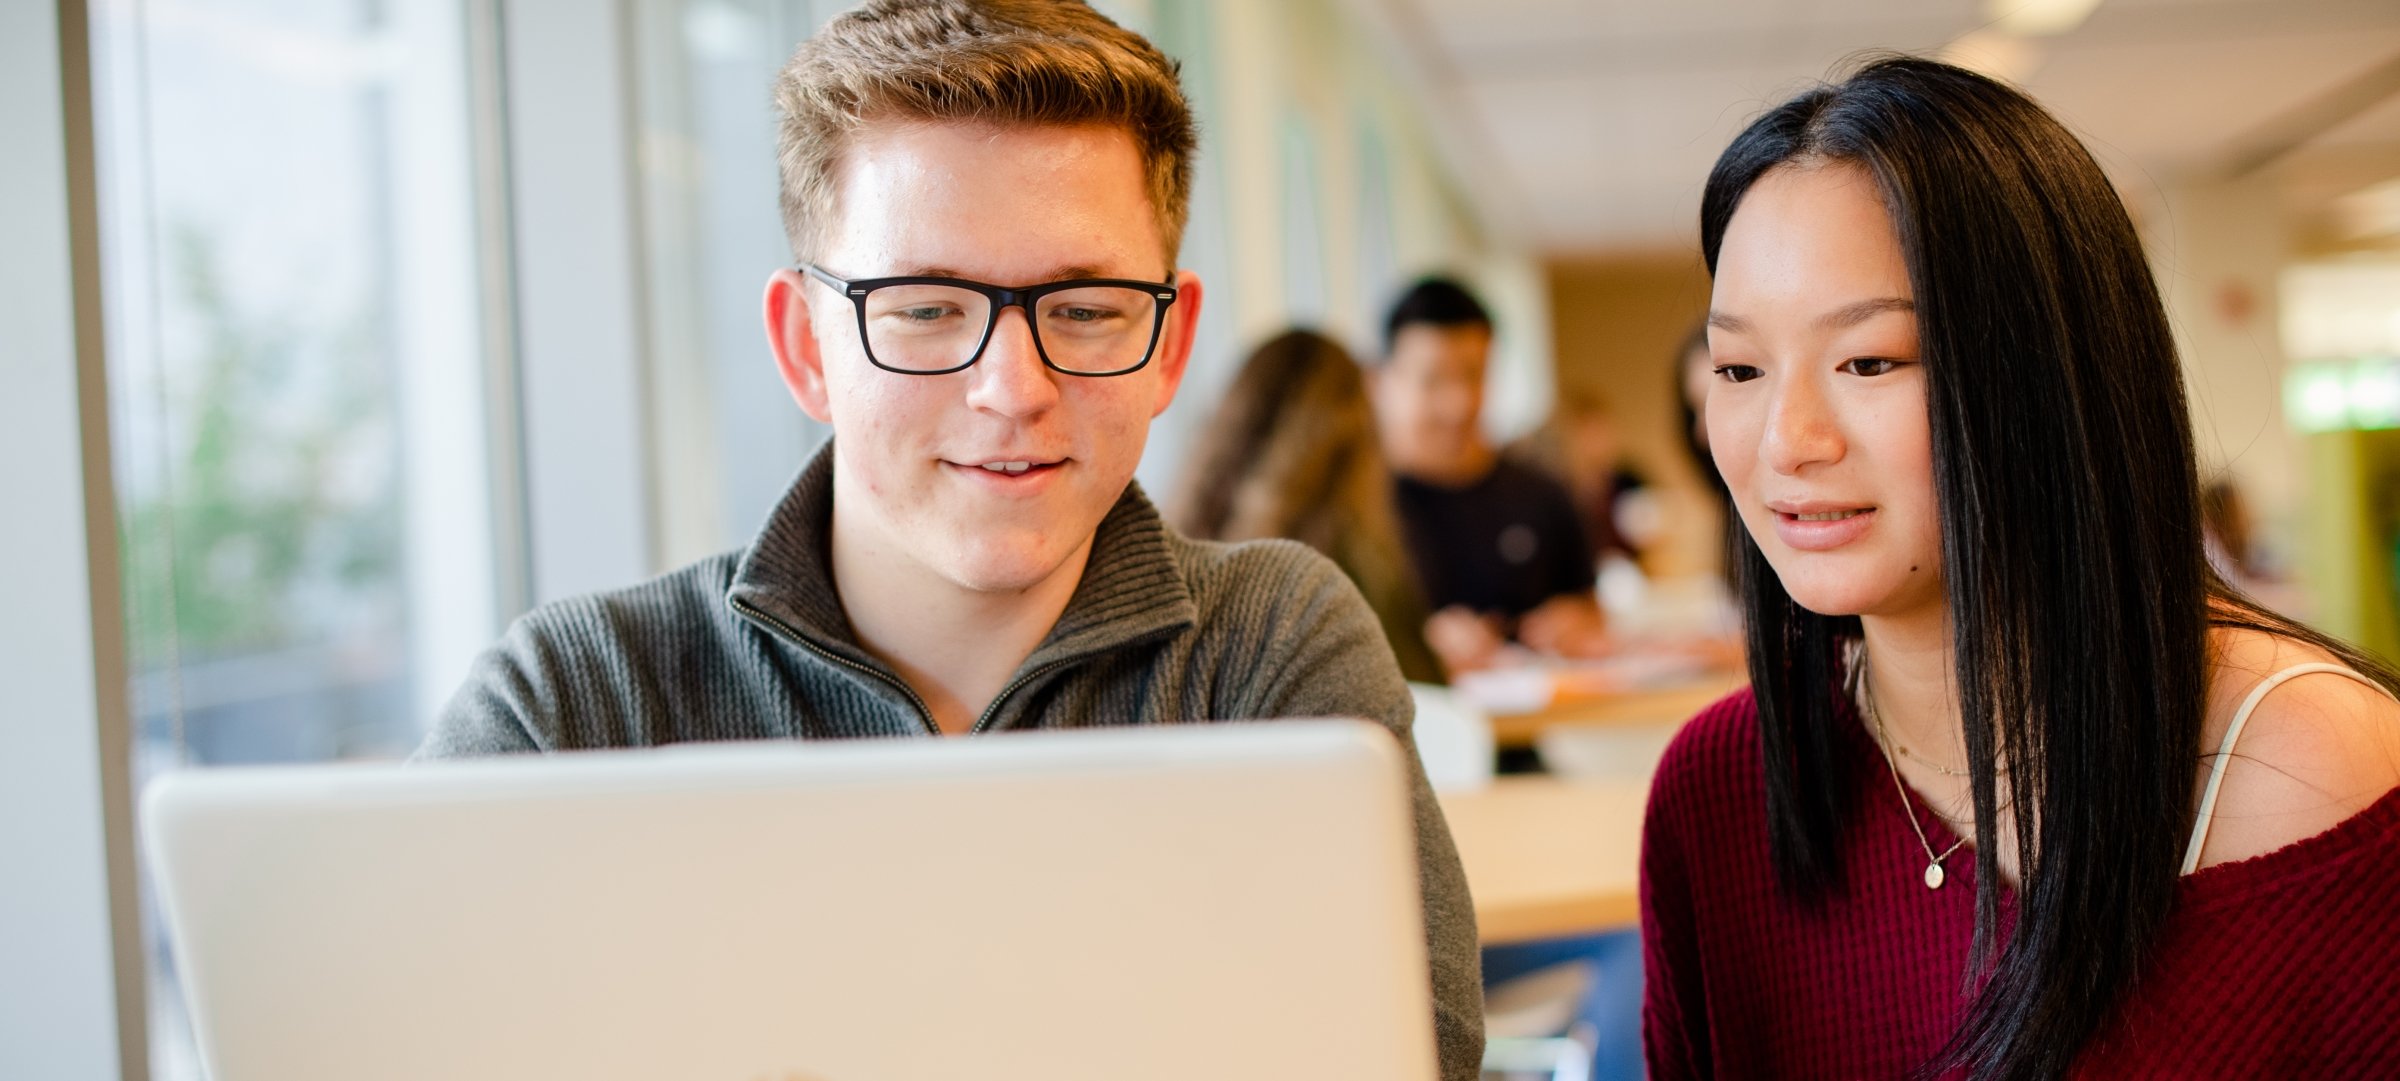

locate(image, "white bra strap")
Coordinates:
2181 662 2398 874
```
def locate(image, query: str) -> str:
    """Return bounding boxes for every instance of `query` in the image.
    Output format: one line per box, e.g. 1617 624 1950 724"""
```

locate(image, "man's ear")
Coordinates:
1147 270 1204 418
765 267 834 423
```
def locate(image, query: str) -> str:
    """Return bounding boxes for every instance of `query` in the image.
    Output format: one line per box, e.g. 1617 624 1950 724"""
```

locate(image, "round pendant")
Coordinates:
1924 862 1946 890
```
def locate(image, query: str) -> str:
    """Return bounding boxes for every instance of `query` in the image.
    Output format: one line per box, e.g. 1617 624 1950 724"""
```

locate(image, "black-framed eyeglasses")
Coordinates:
800 263 1179 377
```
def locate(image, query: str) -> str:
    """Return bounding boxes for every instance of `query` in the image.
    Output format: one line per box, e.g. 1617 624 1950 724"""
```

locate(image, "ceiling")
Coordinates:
1353 0 2400 255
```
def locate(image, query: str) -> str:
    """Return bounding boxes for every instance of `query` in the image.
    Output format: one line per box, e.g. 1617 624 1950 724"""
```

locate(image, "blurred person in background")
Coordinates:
1676 319 1745 608
1675 322 1720 500
1662 321 1748 671
1370 276 1607 673
1645 56 2400 1080
2200 476 2305 615
1170 329 1445 684
2199 478 2257 585
2198 478 2304 619
1507 388 1654 567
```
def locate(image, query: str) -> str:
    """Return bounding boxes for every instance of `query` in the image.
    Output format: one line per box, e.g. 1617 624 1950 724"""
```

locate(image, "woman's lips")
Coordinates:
1770 506 1875 551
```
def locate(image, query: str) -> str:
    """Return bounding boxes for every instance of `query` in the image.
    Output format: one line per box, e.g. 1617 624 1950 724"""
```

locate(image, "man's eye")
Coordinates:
1713 364 1762 383
1842 357 1900 377
895 306 954 322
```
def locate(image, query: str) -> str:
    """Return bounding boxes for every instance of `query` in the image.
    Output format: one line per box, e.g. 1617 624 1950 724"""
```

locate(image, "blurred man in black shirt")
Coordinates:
1368 277 1605 673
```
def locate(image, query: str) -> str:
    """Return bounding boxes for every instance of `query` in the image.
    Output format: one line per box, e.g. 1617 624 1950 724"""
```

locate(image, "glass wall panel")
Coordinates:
89 0 501 1074
634 0 842 567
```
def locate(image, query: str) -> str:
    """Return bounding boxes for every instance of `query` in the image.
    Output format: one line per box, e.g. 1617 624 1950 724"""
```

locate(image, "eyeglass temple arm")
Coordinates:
797 263 857 295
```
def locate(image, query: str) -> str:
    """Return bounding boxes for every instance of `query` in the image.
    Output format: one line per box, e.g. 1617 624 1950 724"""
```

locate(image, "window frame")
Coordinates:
2 0 148 1076
7 0 673 1071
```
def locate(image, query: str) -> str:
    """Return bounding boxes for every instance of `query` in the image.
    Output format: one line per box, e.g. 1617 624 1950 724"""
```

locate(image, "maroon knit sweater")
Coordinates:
1640 687 2400 1079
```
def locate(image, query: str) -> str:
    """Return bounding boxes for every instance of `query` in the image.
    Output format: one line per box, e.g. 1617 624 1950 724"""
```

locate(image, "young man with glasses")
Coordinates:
417 2 1480 1076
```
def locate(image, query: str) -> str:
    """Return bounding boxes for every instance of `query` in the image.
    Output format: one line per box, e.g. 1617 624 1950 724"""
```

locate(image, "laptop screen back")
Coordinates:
142 720 1439 1081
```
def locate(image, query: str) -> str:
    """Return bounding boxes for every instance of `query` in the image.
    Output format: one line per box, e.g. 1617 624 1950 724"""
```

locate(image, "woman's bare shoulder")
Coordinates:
2192 628 2400 869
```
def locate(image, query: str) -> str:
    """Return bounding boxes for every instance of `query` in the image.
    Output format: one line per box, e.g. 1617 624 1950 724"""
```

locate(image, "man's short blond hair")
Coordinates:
774 0 1198 267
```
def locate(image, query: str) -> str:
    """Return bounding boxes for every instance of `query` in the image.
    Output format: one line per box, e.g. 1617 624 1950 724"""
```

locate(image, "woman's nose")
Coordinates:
1760 377 1844 475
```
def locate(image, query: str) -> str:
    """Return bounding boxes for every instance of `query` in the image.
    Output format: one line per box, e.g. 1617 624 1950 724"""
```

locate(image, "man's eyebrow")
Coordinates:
1817 297 1915 329
1705 310 1749 334
892 263 1112 283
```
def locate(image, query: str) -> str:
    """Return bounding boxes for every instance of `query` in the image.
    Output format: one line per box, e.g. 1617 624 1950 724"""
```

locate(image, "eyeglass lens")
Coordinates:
861 283 1159 374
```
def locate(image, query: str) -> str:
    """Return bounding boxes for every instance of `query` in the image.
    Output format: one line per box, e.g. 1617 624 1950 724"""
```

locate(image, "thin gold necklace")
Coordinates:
1890 733 1970 777
1858 657 1971 776
1861 659 1971 890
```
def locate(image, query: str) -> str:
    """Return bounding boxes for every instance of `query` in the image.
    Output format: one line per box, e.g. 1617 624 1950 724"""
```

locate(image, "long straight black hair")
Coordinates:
1701 56 2400 1081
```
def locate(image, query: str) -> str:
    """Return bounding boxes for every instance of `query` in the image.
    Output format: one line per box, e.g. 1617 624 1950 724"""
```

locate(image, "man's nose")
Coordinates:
962 305 1062 420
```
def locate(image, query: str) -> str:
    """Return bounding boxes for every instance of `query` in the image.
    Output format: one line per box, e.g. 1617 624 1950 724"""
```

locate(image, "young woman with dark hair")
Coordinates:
1641 56 2400 1080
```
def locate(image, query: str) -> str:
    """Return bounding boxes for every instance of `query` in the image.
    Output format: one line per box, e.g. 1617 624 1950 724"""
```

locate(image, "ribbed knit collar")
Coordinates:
724 438 1198 682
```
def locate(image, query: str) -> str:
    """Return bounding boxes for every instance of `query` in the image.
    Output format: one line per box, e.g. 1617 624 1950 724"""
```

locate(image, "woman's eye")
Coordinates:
1841 356 1901 377
1713 364 1762 384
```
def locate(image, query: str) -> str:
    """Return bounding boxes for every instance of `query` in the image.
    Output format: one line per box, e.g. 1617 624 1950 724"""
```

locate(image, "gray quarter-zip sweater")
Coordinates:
419 441 1483 1078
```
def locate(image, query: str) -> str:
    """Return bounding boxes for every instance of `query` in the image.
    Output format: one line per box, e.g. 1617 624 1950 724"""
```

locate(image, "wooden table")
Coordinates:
1438 775 1649 945
1487 672 1746 750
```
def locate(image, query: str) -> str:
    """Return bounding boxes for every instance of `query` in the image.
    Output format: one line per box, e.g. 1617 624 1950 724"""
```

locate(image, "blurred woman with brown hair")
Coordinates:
1170 329 1445 683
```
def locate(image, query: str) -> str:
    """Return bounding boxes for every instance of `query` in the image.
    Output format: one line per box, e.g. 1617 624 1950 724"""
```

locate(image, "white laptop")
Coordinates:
142 720 1439 1081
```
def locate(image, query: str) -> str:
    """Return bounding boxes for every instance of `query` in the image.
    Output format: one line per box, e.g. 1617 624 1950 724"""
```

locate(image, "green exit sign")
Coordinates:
2288 357 2400 433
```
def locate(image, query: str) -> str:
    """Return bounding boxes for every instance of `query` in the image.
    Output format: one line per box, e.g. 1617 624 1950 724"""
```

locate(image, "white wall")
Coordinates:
2148 175 2305 535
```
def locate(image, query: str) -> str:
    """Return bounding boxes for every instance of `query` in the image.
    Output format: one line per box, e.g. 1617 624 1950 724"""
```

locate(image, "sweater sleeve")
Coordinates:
1223 543 1485 1081
413 615 555 759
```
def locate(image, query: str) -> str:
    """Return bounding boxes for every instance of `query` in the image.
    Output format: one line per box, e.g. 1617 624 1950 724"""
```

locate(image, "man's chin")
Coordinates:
934 544 1084 597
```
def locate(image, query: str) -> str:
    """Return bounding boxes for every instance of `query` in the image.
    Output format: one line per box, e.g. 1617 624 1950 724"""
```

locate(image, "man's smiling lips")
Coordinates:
944 456 1069 492
1767 499 1876 551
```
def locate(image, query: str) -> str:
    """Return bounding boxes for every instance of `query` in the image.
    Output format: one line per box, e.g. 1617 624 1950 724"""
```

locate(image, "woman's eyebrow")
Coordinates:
1816 296 1915 330
1706 297 1914 336
1705 309 1749 333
